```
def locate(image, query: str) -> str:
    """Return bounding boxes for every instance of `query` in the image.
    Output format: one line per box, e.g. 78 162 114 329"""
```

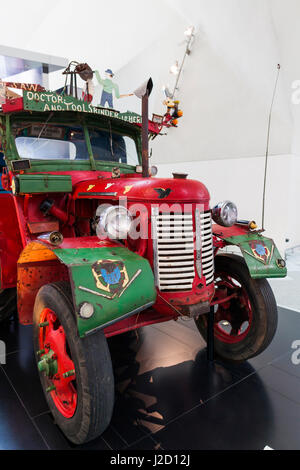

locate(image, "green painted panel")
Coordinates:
17 174 72 194
53 247 156 337
13 160 137 174
23 91 143 124
224 233 287 279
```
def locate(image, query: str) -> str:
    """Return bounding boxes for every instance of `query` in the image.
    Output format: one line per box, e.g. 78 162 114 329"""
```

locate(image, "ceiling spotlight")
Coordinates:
170 61 180 75
184 26 195 38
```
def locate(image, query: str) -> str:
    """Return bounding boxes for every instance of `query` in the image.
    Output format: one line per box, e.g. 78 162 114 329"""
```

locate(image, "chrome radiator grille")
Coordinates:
152 208 215 292
200 211 214 285
152 209 195 291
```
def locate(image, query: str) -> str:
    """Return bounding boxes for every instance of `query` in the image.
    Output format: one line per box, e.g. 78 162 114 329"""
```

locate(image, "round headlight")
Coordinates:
79 302 94 319
212 201 238 227
149 166 158 177
97 205 133 239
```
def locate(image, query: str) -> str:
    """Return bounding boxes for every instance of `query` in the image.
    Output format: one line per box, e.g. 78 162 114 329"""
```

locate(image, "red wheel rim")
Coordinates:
213 272 253 344
38 308 77 419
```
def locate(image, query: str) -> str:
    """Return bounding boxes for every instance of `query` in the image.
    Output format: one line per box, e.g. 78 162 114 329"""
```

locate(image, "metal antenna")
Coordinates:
172 27 195 99
262 64 281 230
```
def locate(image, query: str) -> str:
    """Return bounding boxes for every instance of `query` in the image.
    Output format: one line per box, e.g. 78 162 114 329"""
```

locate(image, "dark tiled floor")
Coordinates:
0 307 299 450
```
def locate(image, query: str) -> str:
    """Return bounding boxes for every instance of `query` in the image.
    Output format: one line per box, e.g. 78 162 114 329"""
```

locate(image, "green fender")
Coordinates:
222 232 287 279
53 246 156 337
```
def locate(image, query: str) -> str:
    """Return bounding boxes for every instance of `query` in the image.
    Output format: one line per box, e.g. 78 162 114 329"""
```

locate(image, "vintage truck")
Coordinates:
0 83 287 444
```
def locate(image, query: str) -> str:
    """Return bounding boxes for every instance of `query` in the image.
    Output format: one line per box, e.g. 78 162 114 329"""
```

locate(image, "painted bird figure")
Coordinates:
155 188 172 199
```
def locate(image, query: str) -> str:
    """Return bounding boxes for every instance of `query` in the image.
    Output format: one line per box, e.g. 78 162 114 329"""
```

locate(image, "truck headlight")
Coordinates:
212 201 238 227
97 205 133 239
79 302 94 319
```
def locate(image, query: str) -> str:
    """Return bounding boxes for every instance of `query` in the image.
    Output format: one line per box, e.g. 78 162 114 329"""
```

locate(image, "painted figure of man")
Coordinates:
95 69 132 109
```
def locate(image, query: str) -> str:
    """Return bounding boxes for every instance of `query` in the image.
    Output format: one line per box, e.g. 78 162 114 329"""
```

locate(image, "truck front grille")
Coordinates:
152 209 195 291
200 211 214 285
152 208 215 291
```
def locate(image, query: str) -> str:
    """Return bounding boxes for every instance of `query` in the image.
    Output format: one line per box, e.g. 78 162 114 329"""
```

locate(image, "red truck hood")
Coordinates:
73 176 210 204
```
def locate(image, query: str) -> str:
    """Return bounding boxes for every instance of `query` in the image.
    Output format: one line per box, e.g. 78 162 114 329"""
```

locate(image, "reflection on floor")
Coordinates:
269 249 300 313
0 307 299 450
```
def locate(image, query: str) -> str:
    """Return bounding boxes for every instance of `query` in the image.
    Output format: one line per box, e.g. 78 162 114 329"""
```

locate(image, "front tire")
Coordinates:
33 282 114 444
195 254 278 363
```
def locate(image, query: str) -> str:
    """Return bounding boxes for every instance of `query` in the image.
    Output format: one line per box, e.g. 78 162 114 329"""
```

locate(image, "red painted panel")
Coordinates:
212 224 249 238
73 176 210 204
55 237 120 250
0 193 23 288
17 260 69 325
104 308 175 338
2 97 24 113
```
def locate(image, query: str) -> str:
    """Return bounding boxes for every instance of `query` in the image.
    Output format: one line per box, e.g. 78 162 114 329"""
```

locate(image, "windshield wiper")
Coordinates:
33 112 54 143
108 121 115 159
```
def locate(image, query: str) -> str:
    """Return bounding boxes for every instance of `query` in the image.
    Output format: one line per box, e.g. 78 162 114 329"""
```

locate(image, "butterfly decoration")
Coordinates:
92 259 129 296
100 267 121 286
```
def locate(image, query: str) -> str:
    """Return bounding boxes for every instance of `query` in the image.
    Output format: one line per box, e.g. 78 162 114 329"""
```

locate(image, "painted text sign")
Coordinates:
23 91 142 124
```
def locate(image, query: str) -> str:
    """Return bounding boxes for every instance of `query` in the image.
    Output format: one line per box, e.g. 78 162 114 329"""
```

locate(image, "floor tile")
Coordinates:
126 435 164 450
0 367 48 450
152 374 300 450
0 318 32 355
152 319 206 352
272 350 300 379
252 364 300 404
3 350 49 417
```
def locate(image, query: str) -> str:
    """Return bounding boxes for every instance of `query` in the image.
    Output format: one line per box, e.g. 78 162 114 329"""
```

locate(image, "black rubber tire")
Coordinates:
195 254 278 363
0 288 17 323
33 282 115 445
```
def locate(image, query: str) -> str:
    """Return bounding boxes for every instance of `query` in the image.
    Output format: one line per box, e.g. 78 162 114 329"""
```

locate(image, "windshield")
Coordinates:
12 121 139 166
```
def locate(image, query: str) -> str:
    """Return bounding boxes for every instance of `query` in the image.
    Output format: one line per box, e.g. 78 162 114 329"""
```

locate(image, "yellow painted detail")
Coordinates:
124 186 133 195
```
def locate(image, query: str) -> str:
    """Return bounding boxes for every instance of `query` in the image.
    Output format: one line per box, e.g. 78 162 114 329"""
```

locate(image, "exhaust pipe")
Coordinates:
134 78 153 178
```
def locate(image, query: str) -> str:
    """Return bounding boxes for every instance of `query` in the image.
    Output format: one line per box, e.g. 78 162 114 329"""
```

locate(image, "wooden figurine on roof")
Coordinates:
94 69 133 109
